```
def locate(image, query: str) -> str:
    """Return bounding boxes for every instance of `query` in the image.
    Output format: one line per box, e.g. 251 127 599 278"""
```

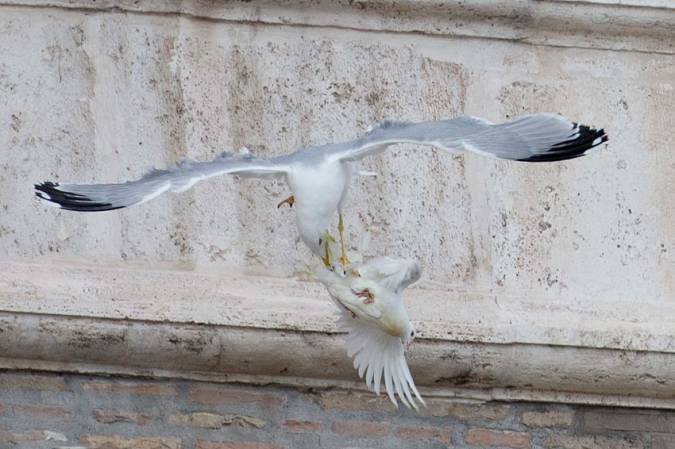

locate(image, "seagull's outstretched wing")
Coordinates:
337 306 424 410
321 113 607 163
35 151 289 212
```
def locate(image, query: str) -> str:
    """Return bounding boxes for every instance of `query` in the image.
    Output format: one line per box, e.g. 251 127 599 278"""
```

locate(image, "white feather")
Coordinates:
318 258 424 410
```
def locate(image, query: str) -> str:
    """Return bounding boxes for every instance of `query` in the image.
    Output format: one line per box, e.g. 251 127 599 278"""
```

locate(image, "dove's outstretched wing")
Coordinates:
337 306 424 410
34 151 289 212
317 113 607 163
356 257 421 294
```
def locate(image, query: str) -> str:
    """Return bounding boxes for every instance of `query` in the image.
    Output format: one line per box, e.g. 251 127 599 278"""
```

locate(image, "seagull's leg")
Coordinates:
321 231 336 268
277 195 295 208
338 213 350 267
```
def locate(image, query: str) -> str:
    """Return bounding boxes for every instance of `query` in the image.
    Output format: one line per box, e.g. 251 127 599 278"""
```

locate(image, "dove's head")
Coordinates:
402 321 416 350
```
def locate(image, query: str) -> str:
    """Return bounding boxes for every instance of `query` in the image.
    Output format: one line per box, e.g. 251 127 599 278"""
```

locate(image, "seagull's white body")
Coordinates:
286 159 352 254
318 256 423 409
35 113 607 261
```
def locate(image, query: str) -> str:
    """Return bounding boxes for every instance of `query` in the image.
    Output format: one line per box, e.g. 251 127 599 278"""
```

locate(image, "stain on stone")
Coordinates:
329 81 355 103
10 113 21 133
226 45 264 151
500 212 508 228
435 372 480 386
68 329 126 350
168 222 193 257
167 333 209 354
619 98 629 111
420 59 468 118
498 81 560 118
538 221 552 232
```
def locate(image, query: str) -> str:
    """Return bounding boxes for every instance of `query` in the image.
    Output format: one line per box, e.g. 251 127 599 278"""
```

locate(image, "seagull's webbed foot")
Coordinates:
277 195 295 208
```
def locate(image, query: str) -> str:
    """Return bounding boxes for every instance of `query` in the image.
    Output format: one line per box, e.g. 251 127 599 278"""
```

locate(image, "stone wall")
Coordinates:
1 0 672 301
0 0 674 447
1 372 674 449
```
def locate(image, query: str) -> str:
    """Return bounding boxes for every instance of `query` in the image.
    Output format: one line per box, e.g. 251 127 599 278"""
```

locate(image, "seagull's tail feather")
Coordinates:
35 151 288 212
457 113 608 162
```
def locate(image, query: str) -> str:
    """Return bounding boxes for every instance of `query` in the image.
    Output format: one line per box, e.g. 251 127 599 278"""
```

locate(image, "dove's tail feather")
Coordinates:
338 310 424 410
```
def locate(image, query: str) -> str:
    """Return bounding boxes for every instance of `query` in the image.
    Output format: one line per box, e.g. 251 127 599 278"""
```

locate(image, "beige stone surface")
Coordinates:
0 1 672 305
0 0 673 407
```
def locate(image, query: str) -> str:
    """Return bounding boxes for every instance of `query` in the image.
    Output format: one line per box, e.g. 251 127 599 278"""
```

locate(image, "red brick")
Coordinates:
13 404 72 420
0 373 68 391
82 381 176 396
522 409 574 428
196 441 283 449
395 425 451 443
81 435 181 449
585 410 675 433
332 420 390 438
189 386 286 407
0 428 67 444
653 434 675 449
545 435 643 449
283 420 322 433
94 409 152 425
317 390 397 412
170 412 265 429
420 398 510 420
466 428 530 449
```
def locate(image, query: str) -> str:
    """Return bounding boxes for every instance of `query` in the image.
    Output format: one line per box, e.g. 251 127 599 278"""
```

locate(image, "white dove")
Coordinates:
317 256 424 409
35 113 607 267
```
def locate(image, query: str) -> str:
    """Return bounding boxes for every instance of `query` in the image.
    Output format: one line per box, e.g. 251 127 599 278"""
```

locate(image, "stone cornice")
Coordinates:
1 261 673 409
3 0 675 54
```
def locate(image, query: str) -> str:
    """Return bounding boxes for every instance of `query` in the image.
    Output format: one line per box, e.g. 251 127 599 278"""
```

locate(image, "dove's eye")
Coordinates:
410 331 415 337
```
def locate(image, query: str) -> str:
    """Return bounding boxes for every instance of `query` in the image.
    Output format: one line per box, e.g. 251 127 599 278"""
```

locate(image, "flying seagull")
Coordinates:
317 256 423 409
35 113 607 267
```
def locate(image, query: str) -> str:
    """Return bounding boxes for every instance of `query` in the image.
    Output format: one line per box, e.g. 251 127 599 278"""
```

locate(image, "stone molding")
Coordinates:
1 0 673 409
1 261 673 409
3 0 675 54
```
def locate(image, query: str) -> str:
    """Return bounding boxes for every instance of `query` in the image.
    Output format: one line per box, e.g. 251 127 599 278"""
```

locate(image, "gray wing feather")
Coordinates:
35 151 288 212
321 113 607 163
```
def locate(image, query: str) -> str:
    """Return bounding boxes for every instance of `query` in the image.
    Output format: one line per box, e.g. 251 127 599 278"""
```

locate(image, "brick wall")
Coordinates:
0 372 673 449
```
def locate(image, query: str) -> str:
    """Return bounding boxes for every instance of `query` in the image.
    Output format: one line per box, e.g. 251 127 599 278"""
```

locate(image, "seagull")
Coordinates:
317 256 423 409
35 113 607 267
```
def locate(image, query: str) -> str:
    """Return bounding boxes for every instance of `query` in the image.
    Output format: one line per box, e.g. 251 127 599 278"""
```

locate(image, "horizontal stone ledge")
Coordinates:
1 311 674 408
2 261 674 353
2 0 674 54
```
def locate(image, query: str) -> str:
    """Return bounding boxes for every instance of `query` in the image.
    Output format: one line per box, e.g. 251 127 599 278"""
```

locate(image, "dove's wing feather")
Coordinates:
383 351 396 406
319 113 607 164
402 355 424 405
35 151 289 212
337 306 422 409
357 257 421 293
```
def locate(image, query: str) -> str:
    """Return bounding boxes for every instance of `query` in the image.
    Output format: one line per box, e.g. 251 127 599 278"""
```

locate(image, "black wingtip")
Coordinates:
34 181 123 212
518 124 608 163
